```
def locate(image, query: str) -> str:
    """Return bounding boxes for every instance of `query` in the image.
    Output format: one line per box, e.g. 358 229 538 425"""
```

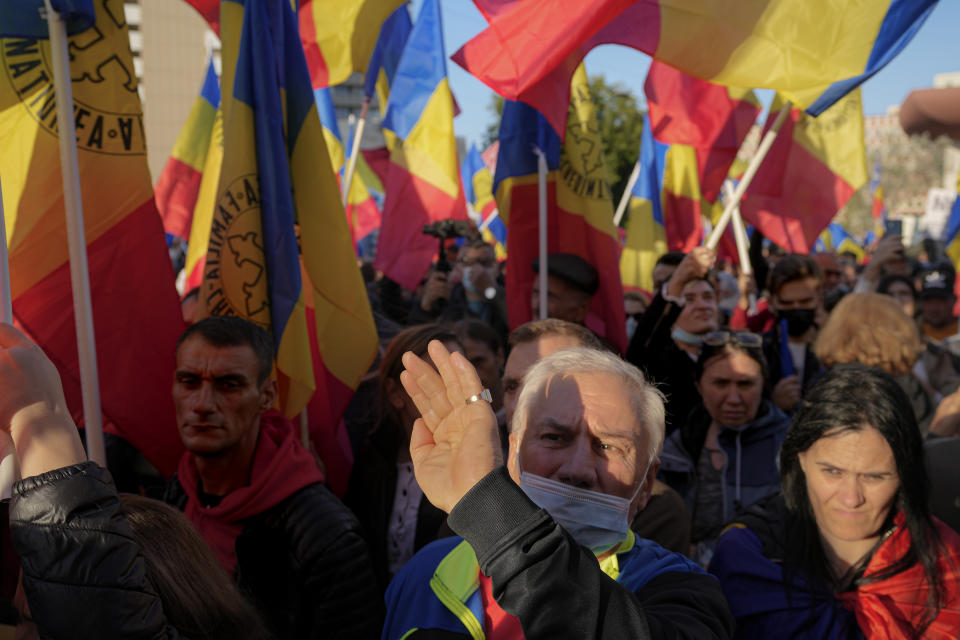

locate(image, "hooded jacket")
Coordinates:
660 400 790 543
166 414 382 639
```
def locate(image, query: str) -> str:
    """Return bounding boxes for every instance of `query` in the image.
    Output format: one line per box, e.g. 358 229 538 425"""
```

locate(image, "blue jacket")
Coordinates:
660 400 790 538
382 467 734 640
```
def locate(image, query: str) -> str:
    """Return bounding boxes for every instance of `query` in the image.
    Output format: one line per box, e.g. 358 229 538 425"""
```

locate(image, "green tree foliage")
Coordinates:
482 75 644 211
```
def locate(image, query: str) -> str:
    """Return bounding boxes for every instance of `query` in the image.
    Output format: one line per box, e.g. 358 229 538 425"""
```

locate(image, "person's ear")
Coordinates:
630 459 660 519
259 377 278 413
385 378 406 410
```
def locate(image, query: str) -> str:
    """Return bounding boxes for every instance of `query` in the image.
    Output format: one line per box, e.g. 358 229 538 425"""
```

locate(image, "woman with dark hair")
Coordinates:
659 331 791 564
343 324 464 590
709 364 960 638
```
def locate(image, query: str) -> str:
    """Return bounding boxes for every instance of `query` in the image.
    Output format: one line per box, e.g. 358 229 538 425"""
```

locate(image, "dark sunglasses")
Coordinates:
702 331 763 348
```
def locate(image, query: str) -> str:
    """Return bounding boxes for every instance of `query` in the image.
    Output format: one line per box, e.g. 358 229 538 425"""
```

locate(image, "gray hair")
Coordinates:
511 347 666 462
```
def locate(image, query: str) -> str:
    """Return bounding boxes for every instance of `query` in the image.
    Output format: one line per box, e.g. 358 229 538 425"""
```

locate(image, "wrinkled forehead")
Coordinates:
176 336 259 376
523 371 646 442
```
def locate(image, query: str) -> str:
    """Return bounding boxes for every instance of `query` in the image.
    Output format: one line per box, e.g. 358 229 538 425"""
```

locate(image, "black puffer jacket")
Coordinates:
10 462 184 639
165 477 382 639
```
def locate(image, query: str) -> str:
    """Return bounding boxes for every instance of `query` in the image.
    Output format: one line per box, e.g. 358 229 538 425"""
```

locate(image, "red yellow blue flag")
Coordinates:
202 0 377 490
462 143 505 260
363 4 411 116
741 90 868 253
374 0 466 291
299 0 406 89
0 0 184 474
155 58 220 242
494 64 626 353
315 87 382 244
454 0 936 136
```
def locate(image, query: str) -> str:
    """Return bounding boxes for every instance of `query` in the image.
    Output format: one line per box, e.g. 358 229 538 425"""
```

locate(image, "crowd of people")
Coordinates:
1 231 960 638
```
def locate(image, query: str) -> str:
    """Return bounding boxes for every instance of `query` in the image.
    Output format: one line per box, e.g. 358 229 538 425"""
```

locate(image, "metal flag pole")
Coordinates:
613 159 641 227
44 0 105 466
534 146 548 320
705 101 792 250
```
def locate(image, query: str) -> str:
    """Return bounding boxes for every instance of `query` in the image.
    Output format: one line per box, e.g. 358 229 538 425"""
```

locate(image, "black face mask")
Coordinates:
777 308 817 337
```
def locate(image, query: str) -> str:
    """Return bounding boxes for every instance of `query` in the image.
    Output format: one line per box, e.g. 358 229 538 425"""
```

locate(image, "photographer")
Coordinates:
409 237 508 346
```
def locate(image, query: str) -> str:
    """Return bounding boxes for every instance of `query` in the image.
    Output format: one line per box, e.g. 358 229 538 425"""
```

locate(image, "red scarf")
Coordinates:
837 513 960 639
178 413 325 574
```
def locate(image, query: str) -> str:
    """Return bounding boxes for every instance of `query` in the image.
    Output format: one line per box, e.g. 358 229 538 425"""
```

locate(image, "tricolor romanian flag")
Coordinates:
943 172 960 296
299 0 406 89
741 90 868 254
202 0 377 489
871 162 887 220
315 87 382 244
374 0 466 291
0 0 185 475
620 116 667 294
644 60 760 203
462 143 505 260
494 65 627 354
454 0 936 136
363 4 412 117
821 223 865 263
155 58 220 242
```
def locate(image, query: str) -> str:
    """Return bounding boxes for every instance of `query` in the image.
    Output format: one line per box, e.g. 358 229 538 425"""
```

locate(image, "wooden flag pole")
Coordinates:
705 101 792 250
613 159 641 227
534 146 548 320
299 409 310 449
45 0 106 466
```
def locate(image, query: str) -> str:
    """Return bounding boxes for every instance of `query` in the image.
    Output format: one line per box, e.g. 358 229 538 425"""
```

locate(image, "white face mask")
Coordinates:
517 452 650 553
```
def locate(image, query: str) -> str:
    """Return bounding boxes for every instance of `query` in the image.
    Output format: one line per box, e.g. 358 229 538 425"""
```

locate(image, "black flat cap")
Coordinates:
531 253 599 295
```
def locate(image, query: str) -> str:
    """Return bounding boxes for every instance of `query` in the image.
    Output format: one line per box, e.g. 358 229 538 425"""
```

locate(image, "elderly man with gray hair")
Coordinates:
382 342 733 639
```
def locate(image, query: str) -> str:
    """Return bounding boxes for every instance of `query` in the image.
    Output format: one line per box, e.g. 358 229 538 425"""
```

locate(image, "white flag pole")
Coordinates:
342 97 370 211
45 0 105 466
478 208 501 233
534 147 548 320
612 159 641 227
722 180 752 276
705 101 792 250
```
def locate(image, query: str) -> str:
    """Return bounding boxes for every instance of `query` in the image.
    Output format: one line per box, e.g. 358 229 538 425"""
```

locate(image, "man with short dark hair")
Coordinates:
411 240 508 345
918 267 958 342
762 254 825 412
530 252 599 325
165 316 381 639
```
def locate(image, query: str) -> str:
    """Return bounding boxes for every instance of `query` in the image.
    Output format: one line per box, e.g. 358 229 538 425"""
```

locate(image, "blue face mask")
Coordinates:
671 326 705 347
517 453 650 553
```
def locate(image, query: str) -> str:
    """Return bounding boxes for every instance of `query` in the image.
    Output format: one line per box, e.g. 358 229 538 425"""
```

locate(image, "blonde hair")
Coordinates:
814 292 923 376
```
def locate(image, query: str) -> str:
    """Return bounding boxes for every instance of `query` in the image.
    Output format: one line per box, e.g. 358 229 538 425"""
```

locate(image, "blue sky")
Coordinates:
413 0 960 149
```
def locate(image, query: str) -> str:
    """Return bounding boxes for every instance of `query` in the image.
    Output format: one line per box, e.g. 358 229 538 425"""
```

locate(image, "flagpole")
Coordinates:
44 0 106 466
534 146 548 320
299 410 309 449
342 97 370 212
478 208 500 232
0 177 19 499
705 101 792 250
612 159 641 227
722 180 752 276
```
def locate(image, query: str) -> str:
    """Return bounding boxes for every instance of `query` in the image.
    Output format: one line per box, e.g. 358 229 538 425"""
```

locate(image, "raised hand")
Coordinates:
0 324 85 477
400 340 503 513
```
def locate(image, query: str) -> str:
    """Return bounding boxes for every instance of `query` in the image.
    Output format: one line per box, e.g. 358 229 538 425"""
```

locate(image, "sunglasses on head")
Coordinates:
702 331 763 348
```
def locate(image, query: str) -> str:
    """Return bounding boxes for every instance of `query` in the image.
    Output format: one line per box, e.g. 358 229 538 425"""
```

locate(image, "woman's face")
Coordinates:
885 281 916 318
797 427 899 549
696 351 764 428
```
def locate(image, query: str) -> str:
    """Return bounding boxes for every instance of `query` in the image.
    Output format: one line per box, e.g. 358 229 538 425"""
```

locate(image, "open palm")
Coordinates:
400 340 503 513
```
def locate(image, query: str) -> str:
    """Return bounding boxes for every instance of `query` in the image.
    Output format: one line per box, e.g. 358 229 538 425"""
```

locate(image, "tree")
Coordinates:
482 75 644 208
